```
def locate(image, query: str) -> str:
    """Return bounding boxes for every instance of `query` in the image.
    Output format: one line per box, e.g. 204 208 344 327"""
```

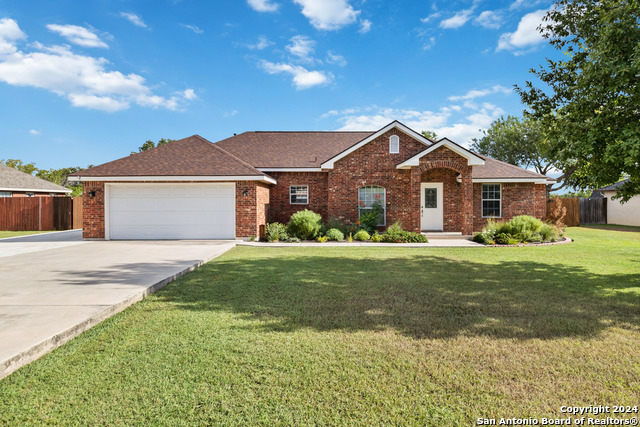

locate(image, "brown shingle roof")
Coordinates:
472 154 553 180
215 131 373 168
74 135 267 177
0 164 71 193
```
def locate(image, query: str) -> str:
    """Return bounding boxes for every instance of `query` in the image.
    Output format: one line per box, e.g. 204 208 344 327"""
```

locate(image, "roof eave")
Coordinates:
69 175 277 185
396 139 485 169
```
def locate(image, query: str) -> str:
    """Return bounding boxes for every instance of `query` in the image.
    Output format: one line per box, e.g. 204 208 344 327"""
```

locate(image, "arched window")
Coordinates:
389 135 399 153
358 186 386 226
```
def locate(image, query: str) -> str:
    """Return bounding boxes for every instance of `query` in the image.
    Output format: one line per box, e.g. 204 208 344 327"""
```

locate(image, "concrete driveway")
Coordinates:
0 230 236 379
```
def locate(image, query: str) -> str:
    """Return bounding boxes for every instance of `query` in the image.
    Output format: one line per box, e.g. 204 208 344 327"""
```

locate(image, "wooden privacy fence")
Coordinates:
0 197 82 231
546 197 607 226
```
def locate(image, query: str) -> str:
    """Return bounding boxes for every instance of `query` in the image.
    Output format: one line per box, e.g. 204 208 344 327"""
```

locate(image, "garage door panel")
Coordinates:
108 184 236 240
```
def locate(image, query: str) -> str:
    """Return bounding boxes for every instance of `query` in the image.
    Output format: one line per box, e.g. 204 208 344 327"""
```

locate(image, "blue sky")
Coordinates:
0 0 557 170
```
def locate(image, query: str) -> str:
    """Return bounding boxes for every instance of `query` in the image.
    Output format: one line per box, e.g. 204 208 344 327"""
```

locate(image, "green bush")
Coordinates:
474 216 561 245
325 228 344 241
353 230 370 241
288 209 322 240
316 235 329 243
358 199 384 234
265 222 288 242
382 230 428 243
370 232 383 243
386 221 404 234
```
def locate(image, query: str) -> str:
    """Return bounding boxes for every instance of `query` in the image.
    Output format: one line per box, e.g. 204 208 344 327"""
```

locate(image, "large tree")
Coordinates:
132 138 174 155
470 115 572 191
516 0 640 201
1 159 38 175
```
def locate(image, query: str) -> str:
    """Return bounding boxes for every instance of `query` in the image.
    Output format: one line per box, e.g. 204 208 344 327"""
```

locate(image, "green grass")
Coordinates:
0 230 56 239
1 227 639 425
582 223 640 232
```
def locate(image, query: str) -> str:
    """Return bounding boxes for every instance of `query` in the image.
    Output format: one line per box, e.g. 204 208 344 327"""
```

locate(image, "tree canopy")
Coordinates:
1 159 84 196
421 130 438 141
470 115 573 191
516 0 640 201
132 138 174 155
1 159 38 175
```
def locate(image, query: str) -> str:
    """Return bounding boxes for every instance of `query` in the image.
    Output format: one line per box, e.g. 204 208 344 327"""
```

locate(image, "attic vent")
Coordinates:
389 135 399 154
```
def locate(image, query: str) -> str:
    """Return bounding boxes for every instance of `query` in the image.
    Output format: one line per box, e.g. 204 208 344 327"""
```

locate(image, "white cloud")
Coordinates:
509 0 547 10
46 24 108 48
474 11 503 29
293 0 360 31
326 50 347 66
421 12 441 24
325 102 506 146
286 35 315 62
439 8 474 29
181 24 203 34
120 12 148 28
497 9 547 53
423 36 436 51
247 0 279 12
29 129 40 135
260 60 332 89
448 85 512 101
224 109 238 117
359 19 372 34
0 19 195 112
246 36 272 50
182 88 197 100
0 18 26 55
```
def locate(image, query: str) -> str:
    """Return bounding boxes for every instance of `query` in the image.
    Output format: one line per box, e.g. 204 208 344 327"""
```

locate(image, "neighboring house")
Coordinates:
0 164 71 197
70 121 554 240
595 179 640 226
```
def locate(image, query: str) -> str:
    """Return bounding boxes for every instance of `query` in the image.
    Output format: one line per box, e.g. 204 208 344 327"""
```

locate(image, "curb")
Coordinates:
0 242 235 380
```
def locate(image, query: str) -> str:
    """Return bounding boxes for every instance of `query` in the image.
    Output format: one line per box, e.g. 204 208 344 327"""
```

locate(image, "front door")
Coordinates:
421 183 443 231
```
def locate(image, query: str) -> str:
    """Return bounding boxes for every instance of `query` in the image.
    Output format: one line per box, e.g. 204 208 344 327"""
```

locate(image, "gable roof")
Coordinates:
397 137 485 169
0 164 71 193
215 131 372 169
320 121 433 169
595 179 628 192
472 155 555 182
71 135 275 183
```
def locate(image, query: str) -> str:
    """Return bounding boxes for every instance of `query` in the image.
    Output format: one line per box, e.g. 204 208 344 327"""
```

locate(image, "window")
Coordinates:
389 135 399 154
482 184 501 217
290 185 309 204
0 191 11 198
25 192 35 197
424 188 437 208
358 185 386 226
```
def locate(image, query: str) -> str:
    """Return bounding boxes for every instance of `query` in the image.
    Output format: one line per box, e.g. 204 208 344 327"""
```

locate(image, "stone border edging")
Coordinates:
485 236 573 248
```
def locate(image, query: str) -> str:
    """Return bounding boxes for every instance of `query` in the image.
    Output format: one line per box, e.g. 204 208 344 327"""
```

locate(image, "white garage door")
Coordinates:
108 183 235 240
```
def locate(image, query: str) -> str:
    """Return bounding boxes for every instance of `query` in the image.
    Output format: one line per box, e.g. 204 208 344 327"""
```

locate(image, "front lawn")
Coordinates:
1 227 639 425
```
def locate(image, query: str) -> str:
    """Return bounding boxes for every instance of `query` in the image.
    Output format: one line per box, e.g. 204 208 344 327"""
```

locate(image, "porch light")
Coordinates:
242 189 249 197
88 191 96 199
456 173 462 187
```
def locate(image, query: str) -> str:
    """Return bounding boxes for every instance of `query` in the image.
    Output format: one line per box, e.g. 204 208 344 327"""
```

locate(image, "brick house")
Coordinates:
0 164 71 197
71 121 553 240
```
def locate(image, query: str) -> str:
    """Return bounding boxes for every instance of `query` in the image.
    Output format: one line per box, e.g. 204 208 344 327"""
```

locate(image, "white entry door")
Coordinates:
420 183 443 231
107 183 236 240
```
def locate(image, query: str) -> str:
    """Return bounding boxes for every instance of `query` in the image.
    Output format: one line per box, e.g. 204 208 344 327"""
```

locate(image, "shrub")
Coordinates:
265 222 288 242
381 230 428 243
324 217 346 235
475 215 561 245
347 233 353 243
287 237 301 243
370 232 383 243
353 230 370 241
288 209 322 240
386 221 404 234
358 199 383 234
325 228 344 241
316 235 329 243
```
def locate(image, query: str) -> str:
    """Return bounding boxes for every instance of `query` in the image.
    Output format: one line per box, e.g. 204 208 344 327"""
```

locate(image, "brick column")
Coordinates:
410 167 421 232
461 173 473 235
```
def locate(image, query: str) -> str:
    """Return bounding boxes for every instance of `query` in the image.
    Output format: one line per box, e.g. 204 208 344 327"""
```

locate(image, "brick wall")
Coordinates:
472 182 548 231
81 180 271 239
82 181 105 239
267 171 328 223
327 129 426 229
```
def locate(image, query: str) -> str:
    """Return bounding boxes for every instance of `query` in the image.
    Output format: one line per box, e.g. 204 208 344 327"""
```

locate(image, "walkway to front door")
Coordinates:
420 182 443 231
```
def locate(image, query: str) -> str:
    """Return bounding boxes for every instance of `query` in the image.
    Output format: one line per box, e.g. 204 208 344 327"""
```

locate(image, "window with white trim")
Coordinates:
290 185 309 204
389 135 399 153
481 184 501 217
358 185 386 226
0 191 12 198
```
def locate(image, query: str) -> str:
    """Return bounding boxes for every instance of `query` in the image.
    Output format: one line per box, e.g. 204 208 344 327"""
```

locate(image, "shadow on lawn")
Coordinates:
156 252 640 340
